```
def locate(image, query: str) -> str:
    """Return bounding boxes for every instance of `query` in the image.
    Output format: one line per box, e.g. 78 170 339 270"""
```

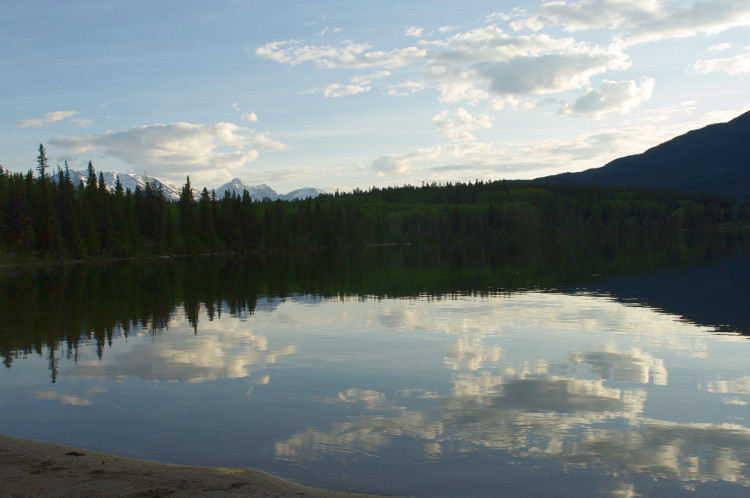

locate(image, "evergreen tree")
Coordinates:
198 187 219 253
86 161 97 192
61 162 87 257
8 174 35 251
178 176 197 253
32 163 63 256
80 161 100 254
96 171 113 252
36 143 49 179
240 190 258 250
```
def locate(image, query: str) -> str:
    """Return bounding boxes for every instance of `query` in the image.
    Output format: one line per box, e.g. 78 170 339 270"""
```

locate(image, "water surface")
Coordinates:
1 235 749 497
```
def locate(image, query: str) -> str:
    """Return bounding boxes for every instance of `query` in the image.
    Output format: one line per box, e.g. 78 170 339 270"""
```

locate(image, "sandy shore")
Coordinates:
0 435 385 497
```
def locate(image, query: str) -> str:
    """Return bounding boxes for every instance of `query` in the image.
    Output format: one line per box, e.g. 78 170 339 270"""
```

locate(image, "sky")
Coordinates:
2 0 750 193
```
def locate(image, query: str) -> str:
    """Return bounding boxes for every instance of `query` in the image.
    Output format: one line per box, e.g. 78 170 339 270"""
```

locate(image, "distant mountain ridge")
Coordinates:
214 178 326 201
538 109 750 200
61 171 325 202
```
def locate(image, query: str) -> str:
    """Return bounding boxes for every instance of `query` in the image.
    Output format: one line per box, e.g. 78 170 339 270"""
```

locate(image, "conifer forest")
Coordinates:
2 144 749 261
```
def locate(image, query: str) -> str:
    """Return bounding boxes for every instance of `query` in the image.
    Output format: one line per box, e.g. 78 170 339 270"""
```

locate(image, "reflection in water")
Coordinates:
1 235 750 496
267 293 750 495
571 347 668 385
31 390 94 406
67 319 296 383
703 377 750 396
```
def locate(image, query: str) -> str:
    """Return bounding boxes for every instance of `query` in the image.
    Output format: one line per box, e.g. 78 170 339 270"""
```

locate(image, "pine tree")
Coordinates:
36 143 48 179
198 187 219 253
178 176 197 254
81 161 100 254
8 174 35 251
86 161 97 192
32 156 64 256
240 190 258 250
61 162 87 257
97 171 113 252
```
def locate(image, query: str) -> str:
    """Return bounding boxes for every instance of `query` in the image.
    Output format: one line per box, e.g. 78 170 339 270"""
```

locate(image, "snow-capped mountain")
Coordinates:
62 170 183 199
281 187 326 201
215 178 325 201
215 178 279 201
58 171 325 202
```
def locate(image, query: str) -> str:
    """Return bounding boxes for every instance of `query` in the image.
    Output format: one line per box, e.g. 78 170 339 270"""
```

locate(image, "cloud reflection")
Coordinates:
570 346 668 385
273 292 750 491
67 322 296 383
702 376 750 395
32 391 93 406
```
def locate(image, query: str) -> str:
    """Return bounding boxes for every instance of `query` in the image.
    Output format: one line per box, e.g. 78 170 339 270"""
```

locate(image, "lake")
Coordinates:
1 233 750 497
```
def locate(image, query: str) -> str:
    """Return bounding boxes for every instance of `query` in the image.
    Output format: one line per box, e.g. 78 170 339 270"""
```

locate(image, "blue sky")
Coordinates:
2 0 750 193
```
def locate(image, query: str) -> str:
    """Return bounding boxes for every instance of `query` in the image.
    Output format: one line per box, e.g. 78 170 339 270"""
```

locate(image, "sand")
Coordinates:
0 435 386 497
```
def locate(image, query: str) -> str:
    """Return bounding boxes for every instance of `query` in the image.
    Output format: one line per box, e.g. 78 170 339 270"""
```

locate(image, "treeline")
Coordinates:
2 144 750 260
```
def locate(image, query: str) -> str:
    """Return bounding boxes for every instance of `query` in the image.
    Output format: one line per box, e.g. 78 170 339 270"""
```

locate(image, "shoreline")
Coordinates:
0 434 385 497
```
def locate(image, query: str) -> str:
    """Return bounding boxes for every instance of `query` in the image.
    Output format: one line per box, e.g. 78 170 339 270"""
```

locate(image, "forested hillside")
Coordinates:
541 109 750 199
2 145 749 261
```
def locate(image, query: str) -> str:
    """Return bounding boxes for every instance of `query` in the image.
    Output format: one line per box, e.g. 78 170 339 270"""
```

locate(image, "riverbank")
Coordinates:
0 435 384 497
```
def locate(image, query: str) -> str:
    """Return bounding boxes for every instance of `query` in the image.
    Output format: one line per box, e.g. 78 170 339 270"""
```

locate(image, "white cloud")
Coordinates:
405 26 423 37
372 142 491 175
424 27 630 99
70 118 94 127
434 108 493 141
305 83 371 98
434 76 491 103
255 40 426 69
257 27 630 105
371 108 738 180
709 43 732 52
314 26 342 36
233 102 258 122
49 122 287 182
510 0 750 45
356 70 391 82
17 110 81 128
559 77 655 117
475 51 622 95
305 71 391 98
688 49 750 75
628 0 750 43
488 95 537 111
384 80 427 96
509 0 664 32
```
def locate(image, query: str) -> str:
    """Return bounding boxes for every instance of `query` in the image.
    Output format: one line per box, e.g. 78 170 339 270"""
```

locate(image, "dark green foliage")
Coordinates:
36 144 49 179
178 176 198 254
2 229 749 375
2 145 750 261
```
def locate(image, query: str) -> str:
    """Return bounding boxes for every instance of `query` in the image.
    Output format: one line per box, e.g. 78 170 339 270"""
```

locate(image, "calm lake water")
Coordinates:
2 234 750 497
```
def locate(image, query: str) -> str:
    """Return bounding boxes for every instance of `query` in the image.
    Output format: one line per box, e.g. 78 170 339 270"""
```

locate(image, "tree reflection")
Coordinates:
1 230 748 376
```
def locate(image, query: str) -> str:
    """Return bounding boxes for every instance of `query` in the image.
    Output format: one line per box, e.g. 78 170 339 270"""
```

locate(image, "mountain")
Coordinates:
215 178 278 200
280 187 326 201
58 171 325 202
63 170 183 200
539 109 750 199
214 178 325 201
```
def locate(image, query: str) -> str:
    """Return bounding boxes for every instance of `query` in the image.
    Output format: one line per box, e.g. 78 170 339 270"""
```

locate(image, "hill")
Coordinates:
539 109 750 199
